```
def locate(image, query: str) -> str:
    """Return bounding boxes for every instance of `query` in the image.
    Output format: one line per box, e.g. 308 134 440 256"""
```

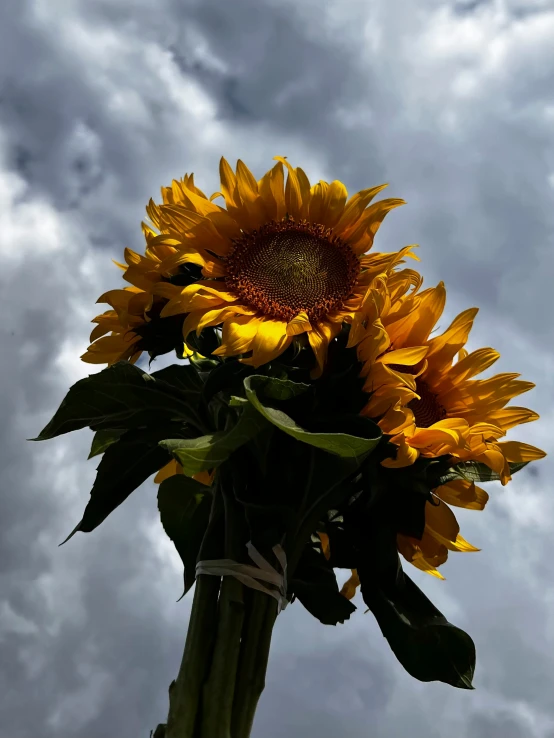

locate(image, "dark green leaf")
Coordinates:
33 362 201 440
324 523 358 569
160 405 269 476
290 449 362 573
158 475 212 597
135 314 186 364
61 425 189 542
439 460 529 485
150 363 203 398
201 361 253 404
247 426 275 476
229 396 249 407
256 376 310 402
290 545 356 625
361 572 476 689
244 375 381 460
185 327 221 358
88 429 125 459
356 519 476 689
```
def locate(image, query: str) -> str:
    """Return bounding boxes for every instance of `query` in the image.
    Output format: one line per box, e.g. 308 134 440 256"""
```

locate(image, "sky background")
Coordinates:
1 0 554 736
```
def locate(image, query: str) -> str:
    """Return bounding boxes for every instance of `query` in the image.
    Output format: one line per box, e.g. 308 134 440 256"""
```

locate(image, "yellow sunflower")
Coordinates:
146 156 412 375
342 273 546 580
358 275 545 477
82 192 204 365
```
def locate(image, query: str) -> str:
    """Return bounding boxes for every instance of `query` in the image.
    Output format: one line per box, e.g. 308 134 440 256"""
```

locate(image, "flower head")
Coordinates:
139 156 410 375
82 214 204 365
353 273 546 578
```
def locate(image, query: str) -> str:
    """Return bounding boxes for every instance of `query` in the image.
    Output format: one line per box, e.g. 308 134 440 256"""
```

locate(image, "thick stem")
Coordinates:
200 577 245 738
200 469 247 738
164 575 220 738
231 591 278 738
164 487 225 738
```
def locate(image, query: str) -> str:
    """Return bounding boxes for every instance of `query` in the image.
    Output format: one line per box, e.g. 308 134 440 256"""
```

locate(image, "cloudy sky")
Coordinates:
1 0 554 735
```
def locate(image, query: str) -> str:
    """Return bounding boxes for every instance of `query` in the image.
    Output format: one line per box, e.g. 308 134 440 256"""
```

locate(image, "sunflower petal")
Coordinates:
347 198 406 255
435 480 489 511
308 321 341 378
258 161 285 220
319 180 348 228
434 347 500 386
296 167 312 219
154 459 183 484
498 441 546 463
308 181 329 224
214 315 262 356
425 500 459 543
334 184 389 235
409 418 470 449
356 320 391 364
425 308 479 368
273 156 302 218
380 345 429 366
340 570 360 600
243 318 292 367
381 435 419 468
287 311 312 336
219 157 240 209
487 406 540 430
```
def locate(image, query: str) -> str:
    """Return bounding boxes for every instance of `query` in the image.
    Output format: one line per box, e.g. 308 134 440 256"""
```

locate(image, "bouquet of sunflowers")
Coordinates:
34 157 545 738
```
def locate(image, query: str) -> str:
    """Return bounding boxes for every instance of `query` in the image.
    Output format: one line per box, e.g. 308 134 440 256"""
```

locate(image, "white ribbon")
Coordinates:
196 541 288 613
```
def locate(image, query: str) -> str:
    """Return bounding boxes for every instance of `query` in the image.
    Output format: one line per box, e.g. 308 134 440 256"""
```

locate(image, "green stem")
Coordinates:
200 577 245 738
200 469 247 738
164 487 224 738
231 591 278 738
164 575 220 738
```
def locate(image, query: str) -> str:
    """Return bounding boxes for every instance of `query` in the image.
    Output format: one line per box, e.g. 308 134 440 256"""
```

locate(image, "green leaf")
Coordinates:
201 361 254 404
150 363 203 398
356 519 476 689
61 425 189 543
160 405 269 476
323 523 358 569
157 475 212 597
33 362 201 441
257 376 310 402
88 429 125 459
244 375 381 460
229 396 249 407
185 326 221 358
290 545 356 625
290 448 362 573
439 460 529 485
361 572 476 689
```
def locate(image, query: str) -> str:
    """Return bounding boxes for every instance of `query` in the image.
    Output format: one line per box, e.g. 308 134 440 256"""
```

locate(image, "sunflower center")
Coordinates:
408 381 447 428
225 219 360 322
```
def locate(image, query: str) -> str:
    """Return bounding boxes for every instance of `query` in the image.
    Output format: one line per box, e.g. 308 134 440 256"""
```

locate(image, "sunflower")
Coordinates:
82 207 204 365
357 275 545 476
144 156 412 375
346 273 546 578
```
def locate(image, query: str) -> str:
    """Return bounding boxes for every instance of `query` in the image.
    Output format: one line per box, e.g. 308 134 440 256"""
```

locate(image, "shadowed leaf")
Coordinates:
158 475 212 597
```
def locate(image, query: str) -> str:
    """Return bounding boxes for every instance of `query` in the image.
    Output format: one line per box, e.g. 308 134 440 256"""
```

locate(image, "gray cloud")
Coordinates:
1 0 554 736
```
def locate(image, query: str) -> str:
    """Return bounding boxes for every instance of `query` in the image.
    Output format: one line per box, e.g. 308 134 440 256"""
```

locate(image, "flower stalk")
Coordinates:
161 468 279 738
232 590 278 738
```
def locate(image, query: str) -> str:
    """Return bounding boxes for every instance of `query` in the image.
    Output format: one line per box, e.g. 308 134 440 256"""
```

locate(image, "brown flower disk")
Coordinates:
225 219 360 322
408 380 447 428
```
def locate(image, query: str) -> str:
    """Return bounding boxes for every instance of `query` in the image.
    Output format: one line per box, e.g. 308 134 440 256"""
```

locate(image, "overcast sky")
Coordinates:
1 0 554 736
